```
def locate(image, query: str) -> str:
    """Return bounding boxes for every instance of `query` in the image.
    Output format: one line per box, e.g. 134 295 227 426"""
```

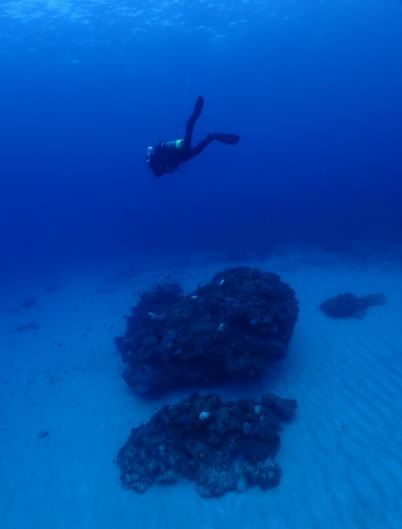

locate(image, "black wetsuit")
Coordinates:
147 96 239 177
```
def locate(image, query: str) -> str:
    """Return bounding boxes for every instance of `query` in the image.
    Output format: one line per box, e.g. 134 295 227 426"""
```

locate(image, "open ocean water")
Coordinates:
1 1 402 528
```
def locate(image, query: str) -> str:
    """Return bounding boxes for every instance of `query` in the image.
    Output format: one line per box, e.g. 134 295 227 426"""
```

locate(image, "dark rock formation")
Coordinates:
45 282 60 293
20 297 38 310
13 322 40 333
117 392 296 498
9 297 38 313
37 429 49 440
320 293 387 319
115 267 298 396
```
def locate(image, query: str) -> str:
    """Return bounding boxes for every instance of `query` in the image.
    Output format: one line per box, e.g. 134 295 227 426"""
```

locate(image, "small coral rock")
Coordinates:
320 293 387 319
117 392 296 498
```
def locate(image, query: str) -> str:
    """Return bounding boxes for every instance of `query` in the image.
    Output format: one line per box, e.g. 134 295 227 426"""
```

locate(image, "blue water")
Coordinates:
1 0 402 271
1 2 402 528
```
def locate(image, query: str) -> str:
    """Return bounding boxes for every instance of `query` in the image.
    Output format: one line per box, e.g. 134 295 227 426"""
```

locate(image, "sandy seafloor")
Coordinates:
1 251 402 529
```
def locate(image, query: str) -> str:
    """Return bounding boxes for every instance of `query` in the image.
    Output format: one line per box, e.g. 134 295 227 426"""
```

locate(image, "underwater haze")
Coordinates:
2 2 402 529
1 0 402 270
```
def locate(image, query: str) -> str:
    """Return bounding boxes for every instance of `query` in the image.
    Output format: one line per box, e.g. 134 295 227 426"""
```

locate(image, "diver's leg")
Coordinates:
183 96 204 150
185 135 214 160
209 132 240 144
186 131 240 161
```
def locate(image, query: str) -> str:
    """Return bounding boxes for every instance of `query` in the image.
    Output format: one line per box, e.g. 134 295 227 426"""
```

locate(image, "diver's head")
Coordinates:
146 145 166 177
146 145 154 159
147 146 163 176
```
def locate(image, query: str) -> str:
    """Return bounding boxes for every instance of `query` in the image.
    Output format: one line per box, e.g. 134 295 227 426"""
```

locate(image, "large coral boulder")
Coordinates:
116 392 296 498
115 267 298 396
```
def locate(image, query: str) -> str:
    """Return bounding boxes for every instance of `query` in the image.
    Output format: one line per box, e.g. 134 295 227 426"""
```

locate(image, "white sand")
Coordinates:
1 252 402 529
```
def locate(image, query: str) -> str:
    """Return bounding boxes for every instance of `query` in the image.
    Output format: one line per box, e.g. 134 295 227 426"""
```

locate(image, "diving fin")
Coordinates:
211 133 240 145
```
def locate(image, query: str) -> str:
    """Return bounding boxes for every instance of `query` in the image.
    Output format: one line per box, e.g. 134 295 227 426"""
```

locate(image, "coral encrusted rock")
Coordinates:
320 292 387 319
116 392 296 498
115 267 299 396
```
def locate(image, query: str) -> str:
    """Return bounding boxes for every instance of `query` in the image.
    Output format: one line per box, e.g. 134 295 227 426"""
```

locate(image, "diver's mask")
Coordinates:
146 145 154 163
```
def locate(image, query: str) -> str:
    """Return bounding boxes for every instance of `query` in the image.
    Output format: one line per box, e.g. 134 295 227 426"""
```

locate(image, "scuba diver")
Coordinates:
147 96 240 177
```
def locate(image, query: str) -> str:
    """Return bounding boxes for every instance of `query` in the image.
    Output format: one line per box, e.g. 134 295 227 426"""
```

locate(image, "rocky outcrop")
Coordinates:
115 267 299 396
117 392 296 498
320 292 387 319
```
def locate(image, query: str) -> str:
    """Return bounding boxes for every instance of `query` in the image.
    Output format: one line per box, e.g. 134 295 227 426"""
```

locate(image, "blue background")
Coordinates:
1 0 402 270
